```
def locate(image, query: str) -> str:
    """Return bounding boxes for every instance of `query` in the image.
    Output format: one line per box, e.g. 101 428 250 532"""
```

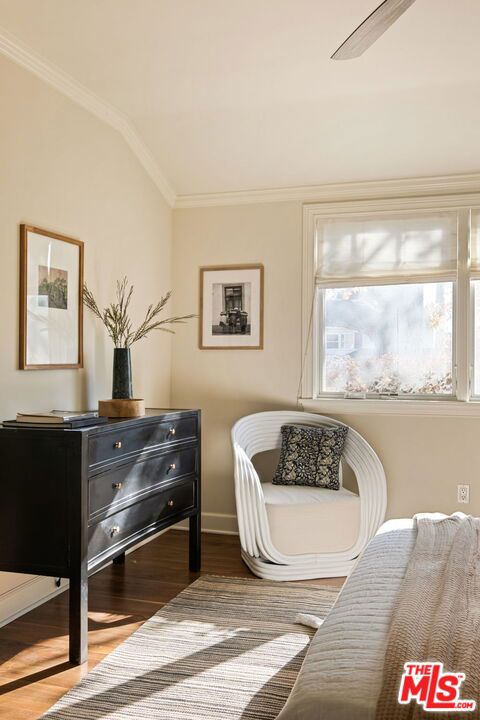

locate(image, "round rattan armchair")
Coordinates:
231 411 387 580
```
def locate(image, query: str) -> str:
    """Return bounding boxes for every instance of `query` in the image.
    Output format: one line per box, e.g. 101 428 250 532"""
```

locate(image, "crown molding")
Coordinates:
0 26 176 207
2 24 479 213
174 172 480 209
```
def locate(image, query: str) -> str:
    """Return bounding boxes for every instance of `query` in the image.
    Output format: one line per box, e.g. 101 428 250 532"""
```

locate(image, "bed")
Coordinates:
277 519 416 720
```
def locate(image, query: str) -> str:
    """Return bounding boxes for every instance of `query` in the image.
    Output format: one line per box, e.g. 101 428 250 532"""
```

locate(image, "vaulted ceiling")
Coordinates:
1 0 479 200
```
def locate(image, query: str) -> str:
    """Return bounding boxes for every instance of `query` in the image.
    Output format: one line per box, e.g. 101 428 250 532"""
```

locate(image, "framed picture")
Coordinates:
199 264 264 349
19 225 84 369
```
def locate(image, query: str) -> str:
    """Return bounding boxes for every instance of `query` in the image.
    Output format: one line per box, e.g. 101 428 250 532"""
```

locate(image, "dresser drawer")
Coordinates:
89 447 196 522
88 416 197 471
88 478 196 566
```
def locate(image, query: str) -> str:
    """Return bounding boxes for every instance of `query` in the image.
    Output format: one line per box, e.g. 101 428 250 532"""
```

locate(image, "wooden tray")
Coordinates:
98 399 145 418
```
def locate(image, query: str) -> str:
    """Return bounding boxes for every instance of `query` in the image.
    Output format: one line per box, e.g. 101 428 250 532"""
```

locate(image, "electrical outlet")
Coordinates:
457 484 470 504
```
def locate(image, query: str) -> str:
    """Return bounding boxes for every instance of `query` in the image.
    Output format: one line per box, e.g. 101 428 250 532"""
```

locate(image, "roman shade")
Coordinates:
315 212 458 287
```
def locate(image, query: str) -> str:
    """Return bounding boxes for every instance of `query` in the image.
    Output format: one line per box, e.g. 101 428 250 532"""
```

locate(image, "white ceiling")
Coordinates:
1 0 480 198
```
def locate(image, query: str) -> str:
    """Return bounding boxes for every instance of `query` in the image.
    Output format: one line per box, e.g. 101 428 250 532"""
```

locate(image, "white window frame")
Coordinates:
301 190 480 417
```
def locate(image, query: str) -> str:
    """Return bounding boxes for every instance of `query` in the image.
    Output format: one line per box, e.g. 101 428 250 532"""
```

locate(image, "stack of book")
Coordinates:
3 411 108 429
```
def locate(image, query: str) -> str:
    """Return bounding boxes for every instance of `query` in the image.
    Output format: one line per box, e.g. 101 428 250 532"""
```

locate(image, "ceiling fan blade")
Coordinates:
331 0 417 60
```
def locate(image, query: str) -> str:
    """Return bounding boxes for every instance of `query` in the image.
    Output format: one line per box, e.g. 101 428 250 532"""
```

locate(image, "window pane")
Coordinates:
322 283 453 396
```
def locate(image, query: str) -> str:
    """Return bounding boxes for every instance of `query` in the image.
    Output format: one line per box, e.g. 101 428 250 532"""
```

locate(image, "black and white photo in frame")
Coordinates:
199 264 264 349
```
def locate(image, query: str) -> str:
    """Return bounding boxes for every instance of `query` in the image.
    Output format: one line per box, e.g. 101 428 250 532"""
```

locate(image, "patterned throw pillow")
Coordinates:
272 423 348 490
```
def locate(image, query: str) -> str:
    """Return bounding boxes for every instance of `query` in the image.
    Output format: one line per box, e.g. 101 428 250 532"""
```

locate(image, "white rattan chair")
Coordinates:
231 411 386 580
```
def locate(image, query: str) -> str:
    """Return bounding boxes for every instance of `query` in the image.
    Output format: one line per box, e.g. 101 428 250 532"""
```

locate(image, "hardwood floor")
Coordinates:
0 530 345 719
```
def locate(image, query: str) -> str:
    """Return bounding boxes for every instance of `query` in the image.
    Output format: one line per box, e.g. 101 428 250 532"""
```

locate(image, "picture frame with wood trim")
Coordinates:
19 225 84 369
199 264 264 349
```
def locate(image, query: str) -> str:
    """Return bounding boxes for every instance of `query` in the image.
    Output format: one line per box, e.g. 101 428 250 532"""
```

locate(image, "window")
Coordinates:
224 285 243 311
323 283 453 395
303 197 480 405
326 327 356 353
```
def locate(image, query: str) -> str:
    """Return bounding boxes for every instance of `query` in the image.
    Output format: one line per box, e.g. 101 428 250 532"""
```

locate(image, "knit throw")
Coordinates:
376 513 480 719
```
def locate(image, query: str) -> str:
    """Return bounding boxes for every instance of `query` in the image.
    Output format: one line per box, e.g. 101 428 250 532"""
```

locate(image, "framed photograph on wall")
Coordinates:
199 264 264 349
19 225 84 369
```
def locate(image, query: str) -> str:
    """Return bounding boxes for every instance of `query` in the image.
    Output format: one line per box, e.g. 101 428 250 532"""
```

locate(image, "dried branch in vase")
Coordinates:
83 277 196 348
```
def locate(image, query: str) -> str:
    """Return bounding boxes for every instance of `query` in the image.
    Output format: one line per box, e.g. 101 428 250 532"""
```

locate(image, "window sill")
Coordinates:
300 397 480 418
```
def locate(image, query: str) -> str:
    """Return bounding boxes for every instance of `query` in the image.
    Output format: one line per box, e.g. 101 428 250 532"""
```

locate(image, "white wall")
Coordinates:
172 202 303 532
171 201 480 533
0 54 173 623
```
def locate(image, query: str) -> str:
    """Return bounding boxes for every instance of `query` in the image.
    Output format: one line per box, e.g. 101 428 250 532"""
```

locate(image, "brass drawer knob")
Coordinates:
112 482 123 490
110 525 120 537
168 427 176 437
167 499 174 508
113 441 122 449
168 463 176 472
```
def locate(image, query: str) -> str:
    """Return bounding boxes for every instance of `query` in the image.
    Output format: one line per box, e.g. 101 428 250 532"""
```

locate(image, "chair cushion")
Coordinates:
262 482 360 555
272 424 348 490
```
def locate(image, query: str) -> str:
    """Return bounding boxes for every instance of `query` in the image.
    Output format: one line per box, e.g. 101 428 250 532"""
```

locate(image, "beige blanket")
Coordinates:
376 513 480 719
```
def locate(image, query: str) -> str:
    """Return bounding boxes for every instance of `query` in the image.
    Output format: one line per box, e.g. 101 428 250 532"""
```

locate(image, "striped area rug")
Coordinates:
43 575 339 720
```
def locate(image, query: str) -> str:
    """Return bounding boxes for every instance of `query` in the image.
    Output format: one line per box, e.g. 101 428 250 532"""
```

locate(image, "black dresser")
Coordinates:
0 408 201 664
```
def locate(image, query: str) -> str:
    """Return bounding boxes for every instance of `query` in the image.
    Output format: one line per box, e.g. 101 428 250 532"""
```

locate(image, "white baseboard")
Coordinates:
0 511 239 628
175 511 238 535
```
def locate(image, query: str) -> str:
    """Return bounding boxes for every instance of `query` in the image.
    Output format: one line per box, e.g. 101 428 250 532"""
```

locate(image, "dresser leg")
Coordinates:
69 563 88 665
189 513 201 572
